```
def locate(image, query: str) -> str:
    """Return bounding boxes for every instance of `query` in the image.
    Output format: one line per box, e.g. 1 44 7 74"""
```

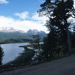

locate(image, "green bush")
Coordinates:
68 48 75 55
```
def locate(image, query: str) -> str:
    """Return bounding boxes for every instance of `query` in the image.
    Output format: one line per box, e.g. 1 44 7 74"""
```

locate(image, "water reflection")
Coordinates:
1 43 29 64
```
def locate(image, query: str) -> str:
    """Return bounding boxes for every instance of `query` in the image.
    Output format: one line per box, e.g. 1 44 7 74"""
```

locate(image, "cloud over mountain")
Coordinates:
0 14 48 33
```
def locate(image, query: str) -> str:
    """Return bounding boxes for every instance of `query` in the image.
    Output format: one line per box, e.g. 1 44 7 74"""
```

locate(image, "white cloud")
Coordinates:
0 0 8 4
38 0 45 3
72 0 75 8
68 17 75 25
0 11 49 33
32 13 48 24
0 16 48 33
15 11 29 20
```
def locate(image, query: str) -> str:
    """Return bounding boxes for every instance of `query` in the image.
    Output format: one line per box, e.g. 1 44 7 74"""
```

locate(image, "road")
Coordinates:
0 54 75 75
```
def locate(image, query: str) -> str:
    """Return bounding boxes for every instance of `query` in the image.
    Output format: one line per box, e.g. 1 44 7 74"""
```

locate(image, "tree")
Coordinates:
39 0 74 51
30 35 41 51
0 45 4 65
42 27 59 61
30 35 42 62
11 47 35 66
71 29 75 48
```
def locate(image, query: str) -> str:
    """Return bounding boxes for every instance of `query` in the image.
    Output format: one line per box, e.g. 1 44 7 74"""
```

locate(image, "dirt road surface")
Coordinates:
0 54 75 75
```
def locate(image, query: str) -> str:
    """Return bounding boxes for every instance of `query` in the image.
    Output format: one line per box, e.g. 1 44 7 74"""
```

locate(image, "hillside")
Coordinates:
0 29 47 44
0 32 32 44
27 29 47 38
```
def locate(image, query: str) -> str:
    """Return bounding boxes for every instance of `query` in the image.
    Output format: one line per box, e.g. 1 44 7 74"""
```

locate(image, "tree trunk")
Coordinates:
66 27 72 51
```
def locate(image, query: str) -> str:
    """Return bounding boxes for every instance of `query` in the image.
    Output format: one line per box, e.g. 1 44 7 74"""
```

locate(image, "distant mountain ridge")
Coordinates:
0 28 47 38
27 29 47 38
0 28 47 44
0 32 32 44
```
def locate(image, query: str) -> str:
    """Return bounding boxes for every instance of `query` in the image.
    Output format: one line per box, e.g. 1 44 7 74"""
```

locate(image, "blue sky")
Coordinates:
0 0 48 32
0 0 75 33
0 0 41 18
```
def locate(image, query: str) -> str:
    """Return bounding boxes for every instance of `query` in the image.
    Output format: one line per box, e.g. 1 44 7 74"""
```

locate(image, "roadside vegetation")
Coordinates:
0 0 75 72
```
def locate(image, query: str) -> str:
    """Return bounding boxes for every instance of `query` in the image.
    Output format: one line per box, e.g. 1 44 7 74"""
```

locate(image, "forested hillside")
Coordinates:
0 30 47 44
0 32 32 43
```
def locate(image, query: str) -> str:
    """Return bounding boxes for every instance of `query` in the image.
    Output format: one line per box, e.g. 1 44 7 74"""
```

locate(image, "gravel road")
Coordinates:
0 54 75 75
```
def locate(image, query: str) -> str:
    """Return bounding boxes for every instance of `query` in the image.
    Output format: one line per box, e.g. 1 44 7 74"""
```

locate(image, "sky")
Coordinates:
0 0 48 33
0 0 75 33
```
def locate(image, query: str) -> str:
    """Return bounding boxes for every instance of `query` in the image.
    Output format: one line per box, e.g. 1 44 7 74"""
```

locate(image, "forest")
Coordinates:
0 0 75 72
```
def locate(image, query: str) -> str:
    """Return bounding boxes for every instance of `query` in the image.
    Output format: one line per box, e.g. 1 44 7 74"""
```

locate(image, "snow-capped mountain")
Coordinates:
27 29 39 35
0 28 47 38
27 29 47 38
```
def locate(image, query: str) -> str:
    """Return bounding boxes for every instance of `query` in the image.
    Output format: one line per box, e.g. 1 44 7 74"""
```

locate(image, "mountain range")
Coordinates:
0 28 47 44
27 29 47 38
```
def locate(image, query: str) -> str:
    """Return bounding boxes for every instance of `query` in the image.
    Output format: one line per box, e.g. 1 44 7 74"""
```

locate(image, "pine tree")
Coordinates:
42 27 59 61
39 0 74 51
0 45 4 65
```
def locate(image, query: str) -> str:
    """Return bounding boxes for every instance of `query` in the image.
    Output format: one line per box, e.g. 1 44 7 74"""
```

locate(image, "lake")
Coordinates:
1 43 29 65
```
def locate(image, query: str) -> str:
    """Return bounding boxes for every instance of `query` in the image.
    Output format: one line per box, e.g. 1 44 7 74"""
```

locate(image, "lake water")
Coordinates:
1 43 29 64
